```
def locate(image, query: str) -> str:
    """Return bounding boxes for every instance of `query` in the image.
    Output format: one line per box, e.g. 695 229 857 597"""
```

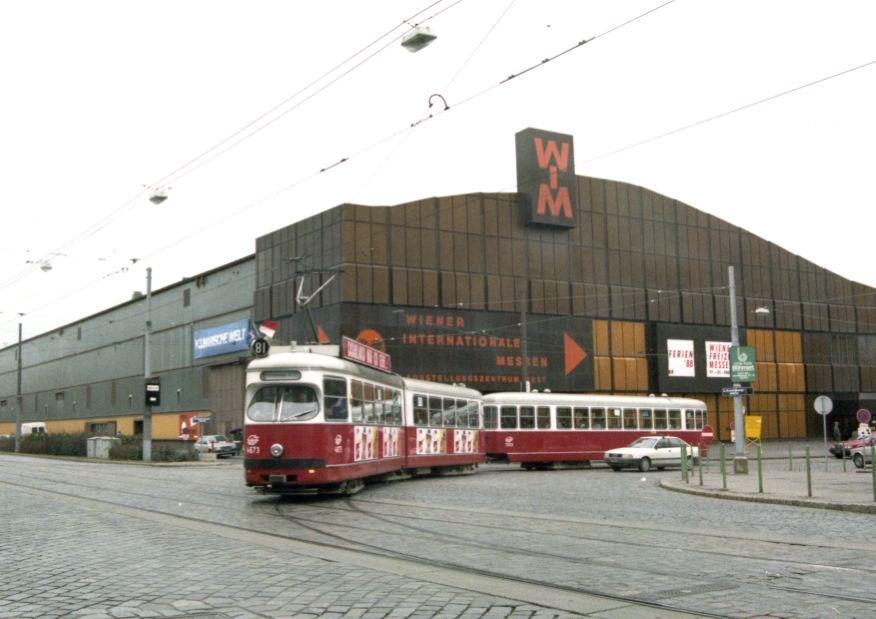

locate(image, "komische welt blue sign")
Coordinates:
193 319 252 359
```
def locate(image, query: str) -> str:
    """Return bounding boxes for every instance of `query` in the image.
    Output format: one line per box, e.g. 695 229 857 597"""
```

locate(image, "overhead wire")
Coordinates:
349 0 518 202
0 0 457 302
5 1 875 340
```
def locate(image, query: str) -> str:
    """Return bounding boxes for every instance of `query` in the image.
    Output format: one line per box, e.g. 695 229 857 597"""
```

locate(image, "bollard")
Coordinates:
698 451 704 486
806 445 812 498
789 441 793 471
842 446 847 473
872 445 876 502
720 442 727 489
681 444 689 483
757 446 763 493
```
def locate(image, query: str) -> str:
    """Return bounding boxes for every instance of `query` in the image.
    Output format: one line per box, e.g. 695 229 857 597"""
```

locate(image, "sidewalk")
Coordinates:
662 439 876 513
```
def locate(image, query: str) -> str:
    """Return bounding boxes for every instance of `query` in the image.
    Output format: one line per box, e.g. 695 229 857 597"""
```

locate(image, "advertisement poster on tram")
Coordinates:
382 426 400 458
454 429 477 454
354 426 377 461
416 428 446 455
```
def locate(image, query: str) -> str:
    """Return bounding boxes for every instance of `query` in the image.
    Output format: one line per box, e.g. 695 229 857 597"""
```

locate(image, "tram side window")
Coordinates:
247 386 280 422
685 409 695 430
351 381 364 423
324 377 348 421
429 397 443 426
519 406 535 429
654 409 668 429
640 408 653 430
500 406 518 429
443 398 456 427
374 386 385 424
591 407 606 429
668 409 682 430
555 407 571 429
623 408 638 430
484 405 498 429
279 386 319 421
390 390 403 425
469 402 481 428
607 408 622 429
456 399 469 427
696 409 706 430
363 384 375 423
537 406 551 429
574 407 589 429
413 395 428 426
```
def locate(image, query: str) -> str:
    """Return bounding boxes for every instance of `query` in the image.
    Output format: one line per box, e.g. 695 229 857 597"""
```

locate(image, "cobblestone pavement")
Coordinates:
3 450 876 619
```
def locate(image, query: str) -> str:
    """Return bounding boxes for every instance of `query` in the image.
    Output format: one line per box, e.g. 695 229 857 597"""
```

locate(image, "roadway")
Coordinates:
1 450 875 619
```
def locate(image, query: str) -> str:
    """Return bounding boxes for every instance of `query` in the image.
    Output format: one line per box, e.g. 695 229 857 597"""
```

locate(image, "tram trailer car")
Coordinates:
244 345 484 495
483 392 709 469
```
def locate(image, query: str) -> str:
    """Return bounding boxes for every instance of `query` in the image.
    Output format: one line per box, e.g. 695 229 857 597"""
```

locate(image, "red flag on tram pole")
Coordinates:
259 320 279 341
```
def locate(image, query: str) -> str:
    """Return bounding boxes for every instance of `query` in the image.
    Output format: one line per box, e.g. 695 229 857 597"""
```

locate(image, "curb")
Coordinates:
659 479 876 514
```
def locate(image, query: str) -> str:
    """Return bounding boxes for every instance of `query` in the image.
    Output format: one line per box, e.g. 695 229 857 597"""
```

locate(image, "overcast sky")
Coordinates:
1 0 874 347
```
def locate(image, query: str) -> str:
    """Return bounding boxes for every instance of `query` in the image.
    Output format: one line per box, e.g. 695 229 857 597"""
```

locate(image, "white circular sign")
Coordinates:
814 395 833 416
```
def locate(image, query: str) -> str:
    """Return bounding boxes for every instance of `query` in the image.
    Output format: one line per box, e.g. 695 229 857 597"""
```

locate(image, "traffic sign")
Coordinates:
722 386 753 396
145 380 161 406
857 409 871 424
700 424 715 443
813 395 833 416
251 337 270 357
191 416 211 424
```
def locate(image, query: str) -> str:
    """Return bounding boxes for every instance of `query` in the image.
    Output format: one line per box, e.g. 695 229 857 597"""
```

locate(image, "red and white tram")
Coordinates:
244 345 484 495
483 392 709 469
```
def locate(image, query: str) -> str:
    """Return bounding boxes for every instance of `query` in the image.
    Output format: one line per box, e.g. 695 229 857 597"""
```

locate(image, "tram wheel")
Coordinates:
638 457 651 473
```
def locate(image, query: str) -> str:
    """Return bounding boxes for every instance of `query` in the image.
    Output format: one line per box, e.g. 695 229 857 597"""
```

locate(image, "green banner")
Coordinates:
730 346 756 382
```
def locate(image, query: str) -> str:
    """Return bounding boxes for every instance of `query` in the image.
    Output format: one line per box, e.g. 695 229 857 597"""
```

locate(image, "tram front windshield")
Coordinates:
247 385 319 422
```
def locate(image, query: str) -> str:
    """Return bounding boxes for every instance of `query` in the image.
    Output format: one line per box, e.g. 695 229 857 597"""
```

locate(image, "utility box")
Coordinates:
87 436 120 459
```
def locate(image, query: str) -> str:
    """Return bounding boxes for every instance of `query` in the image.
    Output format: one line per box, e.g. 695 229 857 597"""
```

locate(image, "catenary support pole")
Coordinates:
143 268 152 462
15 323 22 453
729 266 748 474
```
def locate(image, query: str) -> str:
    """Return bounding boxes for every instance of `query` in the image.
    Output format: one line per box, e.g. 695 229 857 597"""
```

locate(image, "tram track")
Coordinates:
273 495 874 575
3 457 873 577
272 498 876 611
2 458 875 617
0 475 732 619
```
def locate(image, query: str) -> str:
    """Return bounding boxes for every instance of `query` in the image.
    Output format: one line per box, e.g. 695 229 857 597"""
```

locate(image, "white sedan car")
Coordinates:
604 436 700 472
193 435 239 458
851 437 876 469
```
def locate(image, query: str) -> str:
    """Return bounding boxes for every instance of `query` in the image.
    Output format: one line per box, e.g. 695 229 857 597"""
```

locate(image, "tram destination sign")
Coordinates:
343 336 391 372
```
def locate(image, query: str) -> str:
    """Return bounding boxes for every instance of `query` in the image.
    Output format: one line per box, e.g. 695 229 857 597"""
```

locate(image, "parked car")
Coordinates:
830 427 874 458
851 437 876 469
604 436 700 472
193 435 239 458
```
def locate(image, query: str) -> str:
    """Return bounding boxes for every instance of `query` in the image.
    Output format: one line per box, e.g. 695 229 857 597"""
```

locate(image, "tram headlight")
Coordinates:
270 443 284 457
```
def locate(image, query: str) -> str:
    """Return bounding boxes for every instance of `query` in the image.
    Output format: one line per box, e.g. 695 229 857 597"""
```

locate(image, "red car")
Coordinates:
830 431 873 458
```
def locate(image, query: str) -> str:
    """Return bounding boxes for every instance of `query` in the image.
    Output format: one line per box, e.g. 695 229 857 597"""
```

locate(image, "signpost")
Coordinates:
722 386 754 397
814 395 833 472
730 346 757 383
